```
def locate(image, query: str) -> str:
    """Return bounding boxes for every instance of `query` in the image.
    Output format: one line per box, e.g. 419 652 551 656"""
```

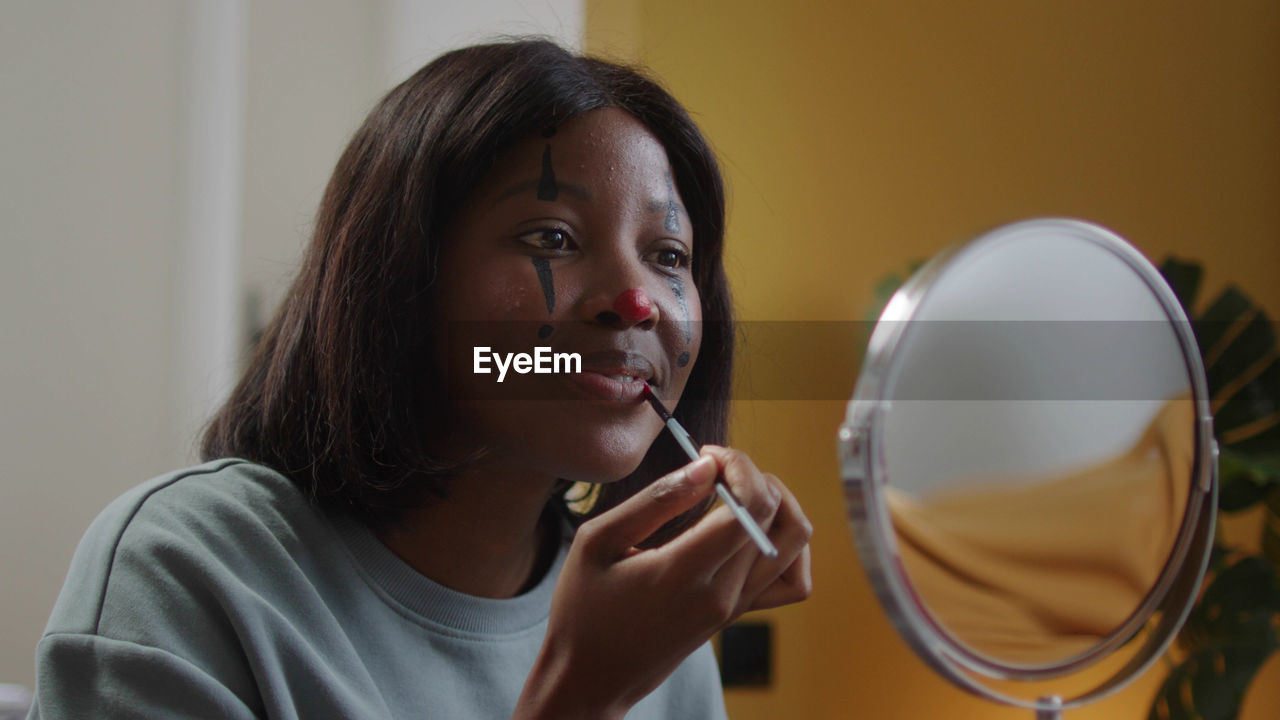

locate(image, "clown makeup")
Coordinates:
533 257 556 339
663 172 681 235
668 275 692 368
430 107 702 486
537 145 559 202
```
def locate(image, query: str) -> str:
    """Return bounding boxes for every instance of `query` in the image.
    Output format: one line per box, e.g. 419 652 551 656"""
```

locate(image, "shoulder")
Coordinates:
117 457 305 527
43 459 324 637
34 460 377 717
77 458 301 540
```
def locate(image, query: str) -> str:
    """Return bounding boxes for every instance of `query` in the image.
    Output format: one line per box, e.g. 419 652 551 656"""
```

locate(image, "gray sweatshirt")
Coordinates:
29 459 727 719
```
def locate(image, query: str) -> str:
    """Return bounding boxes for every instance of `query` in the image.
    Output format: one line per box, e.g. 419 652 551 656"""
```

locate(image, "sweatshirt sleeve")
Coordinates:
28 462 270 719
29 633 257 720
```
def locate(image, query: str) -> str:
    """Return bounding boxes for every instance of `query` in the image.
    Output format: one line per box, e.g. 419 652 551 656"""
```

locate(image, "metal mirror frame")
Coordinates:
839 219 1218 715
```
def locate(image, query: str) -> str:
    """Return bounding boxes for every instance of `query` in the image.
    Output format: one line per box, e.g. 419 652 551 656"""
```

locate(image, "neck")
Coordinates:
374 463 561 599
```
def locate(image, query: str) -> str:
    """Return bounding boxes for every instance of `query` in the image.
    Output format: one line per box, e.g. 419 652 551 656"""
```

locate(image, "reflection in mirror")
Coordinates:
878 228 1195 670
888 398 1192 667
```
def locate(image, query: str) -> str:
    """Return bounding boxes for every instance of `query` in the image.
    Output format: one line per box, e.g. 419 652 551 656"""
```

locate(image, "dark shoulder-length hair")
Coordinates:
202 39 733 538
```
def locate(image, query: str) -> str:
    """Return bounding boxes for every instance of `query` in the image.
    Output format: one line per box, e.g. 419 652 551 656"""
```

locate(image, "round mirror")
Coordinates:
840 219 1217 716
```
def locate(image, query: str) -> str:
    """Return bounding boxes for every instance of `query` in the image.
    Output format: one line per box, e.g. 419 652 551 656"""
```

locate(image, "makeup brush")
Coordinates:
642 382 779 558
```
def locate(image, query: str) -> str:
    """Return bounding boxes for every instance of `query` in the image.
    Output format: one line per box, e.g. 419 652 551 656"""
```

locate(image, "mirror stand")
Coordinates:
1034 696 1063 720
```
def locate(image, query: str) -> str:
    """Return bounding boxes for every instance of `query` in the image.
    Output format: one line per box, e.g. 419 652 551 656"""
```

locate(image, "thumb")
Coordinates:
580 454 718 560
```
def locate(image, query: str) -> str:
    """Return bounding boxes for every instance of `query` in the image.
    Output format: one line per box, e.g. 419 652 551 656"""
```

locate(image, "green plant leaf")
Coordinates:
1218 448 1280 512
1216 358 1280 457
1195 287 1255 369
866 272 905 322
1158 258 1280 489
1152 556 1278 719
1264 488 1280 573
1149 642 1278 720
1184 556 1280 644
1160 257 1205 316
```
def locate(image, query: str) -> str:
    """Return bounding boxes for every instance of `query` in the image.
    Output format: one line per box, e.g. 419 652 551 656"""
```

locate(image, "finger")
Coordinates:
715 474 806 605
662 456 782 575
706 472 785 581
742 479 813 610
699 446 778 525
749 544 812 611
707 493 789 590
577 454 718 561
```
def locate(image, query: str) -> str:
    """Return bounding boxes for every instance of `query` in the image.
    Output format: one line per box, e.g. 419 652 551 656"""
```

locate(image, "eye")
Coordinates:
517 228 575 252
650 246 691 270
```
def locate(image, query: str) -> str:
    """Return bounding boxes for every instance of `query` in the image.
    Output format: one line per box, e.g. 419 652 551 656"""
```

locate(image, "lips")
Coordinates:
568 349 659 403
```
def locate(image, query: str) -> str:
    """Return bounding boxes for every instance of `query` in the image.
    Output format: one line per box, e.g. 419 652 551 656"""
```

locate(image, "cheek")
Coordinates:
661 277 702 373
455 270 533 320
686 284 703 328
686 287 704 364
439 257 568 331
432 263 553 380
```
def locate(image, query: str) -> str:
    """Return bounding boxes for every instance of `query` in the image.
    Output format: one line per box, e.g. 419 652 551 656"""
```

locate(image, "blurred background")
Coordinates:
3 1 1278 718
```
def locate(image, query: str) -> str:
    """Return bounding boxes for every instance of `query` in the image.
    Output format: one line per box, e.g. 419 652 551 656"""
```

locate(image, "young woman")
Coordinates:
30 40 812 719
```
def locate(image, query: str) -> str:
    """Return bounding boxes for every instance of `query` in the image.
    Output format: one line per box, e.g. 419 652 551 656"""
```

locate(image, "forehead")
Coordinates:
482 107 674 196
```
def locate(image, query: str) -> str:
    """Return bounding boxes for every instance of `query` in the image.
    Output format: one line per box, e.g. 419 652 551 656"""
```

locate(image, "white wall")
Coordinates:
241 0 583 335
0 0 582 690
239 0 383 339
382 0 583 85
0 0 187 690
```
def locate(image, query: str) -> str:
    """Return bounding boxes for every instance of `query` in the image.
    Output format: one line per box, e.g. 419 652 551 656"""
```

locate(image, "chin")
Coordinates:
553 433 656 485
552 443 650 481
455 396 667 484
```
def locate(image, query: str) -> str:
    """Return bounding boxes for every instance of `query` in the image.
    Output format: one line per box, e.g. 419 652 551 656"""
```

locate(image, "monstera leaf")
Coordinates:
1148 258 1280 720
866 259 924 323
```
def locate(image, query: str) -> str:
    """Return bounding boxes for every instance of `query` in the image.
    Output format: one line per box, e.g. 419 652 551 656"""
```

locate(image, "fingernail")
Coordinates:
651 459 711 501
690 454 716 474
649 472 689 501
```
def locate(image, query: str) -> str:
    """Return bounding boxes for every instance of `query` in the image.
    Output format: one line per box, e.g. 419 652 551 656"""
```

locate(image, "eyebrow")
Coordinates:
490 179 593 207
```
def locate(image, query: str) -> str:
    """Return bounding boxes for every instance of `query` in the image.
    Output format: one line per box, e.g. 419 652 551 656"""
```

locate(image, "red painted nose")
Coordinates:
612 288 653 325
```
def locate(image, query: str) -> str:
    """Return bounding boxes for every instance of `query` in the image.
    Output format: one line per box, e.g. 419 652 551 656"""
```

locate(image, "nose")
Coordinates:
578 257 662 330
574 241 662 331
589 285 660 330
612 288 653 325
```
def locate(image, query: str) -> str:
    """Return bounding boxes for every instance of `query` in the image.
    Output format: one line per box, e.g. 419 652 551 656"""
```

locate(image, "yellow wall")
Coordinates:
587 2 1280 719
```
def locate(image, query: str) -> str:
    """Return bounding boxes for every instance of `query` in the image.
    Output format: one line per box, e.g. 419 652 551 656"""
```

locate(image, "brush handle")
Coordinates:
714 483 780 558
665 418 701 461
664 419 779 558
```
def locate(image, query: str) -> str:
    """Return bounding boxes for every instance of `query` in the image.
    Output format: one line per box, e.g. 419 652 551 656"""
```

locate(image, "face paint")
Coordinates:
663 172 681 234
667 276 691 342
533 129 559 338
612 288 653 325
537 145 558 201
667 276 692 367
532 257 556 338
532 258 556 313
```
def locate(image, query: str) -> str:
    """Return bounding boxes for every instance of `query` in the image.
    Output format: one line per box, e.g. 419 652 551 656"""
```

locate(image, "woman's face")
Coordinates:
432 107 703 485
